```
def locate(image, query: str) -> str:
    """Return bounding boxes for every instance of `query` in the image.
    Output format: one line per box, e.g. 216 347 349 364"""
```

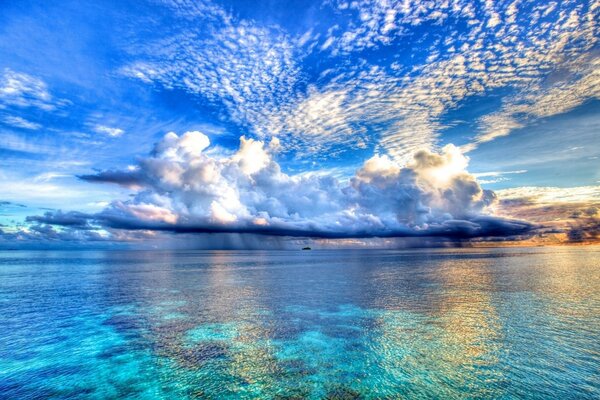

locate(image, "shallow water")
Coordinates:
1 247 599 399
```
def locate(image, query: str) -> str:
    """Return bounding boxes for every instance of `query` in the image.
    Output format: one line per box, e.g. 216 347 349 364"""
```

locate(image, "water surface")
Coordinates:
1 247 599 399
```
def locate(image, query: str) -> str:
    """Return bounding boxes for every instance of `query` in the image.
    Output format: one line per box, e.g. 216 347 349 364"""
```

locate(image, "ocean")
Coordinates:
1 247 599 399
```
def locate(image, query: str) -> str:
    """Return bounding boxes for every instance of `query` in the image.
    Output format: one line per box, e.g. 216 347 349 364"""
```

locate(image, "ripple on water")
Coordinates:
0 248 599 399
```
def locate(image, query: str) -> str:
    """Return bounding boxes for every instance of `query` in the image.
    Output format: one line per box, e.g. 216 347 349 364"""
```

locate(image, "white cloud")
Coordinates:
122 1 300 139
0 132 54 154
120 0 599 163
273 0 598 161
496 186 600 205
2 115 41 130
33 172 70 182
94 125 124 137
85 131 530 239
325 0 456 54
473 169 527 184
314 0 599 158
0 68 55 110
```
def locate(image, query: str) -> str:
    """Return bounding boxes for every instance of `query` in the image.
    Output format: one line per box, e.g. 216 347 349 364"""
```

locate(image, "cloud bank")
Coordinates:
72 131 532 241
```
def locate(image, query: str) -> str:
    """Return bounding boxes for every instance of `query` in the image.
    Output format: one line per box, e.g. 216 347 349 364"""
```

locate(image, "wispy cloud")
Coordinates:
32 172 71 183
473 169 527 184
497 186 600 206
0 68 55 110
2 115 41 130
93 125 124 137
0 132 54 154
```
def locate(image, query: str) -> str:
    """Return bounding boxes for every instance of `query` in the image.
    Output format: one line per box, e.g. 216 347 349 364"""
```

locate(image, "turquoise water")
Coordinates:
1 247 599 399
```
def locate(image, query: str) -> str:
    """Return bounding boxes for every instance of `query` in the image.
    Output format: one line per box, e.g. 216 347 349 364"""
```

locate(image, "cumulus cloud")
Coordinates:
72 131 532 240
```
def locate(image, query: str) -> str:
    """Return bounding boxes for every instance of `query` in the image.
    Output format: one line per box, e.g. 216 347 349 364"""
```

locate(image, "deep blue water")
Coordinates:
1 247 599 399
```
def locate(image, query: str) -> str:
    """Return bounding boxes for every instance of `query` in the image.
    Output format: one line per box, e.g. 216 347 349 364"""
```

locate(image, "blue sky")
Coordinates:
0 0 598 248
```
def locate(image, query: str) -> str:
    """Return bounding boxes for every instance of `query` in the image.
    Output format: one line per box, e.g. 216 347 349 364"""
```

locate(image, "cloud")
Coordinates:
326 0 599 159
0 223 109 246
2 1 596 248
473 169 527 184
0 201 26 208
117 0 599 164
0 168 126 213
496 186 600 207
94 125 124 137
121 0 300 138
2 116 41 130
25 210 93 229
78 169 146 188
71 131 532 240
0 68 54 110
566 218 600 243
324 0 458 54
32 172 71 183
495 186 600 243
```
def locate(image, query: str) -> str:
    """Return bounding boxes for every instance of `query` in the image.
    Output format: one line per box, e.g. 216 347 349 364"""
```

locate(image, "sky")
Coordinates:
0 0 598 249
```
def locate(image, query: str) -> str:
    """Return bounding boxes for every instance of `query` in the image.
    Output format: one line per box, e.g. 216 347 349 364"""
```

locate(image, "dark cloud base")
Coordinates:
97 214 534 240
1 208 536 250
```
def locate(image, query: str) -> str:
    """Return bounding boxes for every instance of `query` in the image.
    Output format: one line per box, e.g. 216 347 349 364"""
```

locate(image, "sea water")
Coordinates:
1 247 599 399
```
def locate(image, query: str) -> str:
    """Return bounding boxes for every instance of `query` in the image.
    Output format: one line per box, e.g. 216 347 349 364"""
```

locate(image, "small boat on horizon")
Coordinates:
302 246 311 250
